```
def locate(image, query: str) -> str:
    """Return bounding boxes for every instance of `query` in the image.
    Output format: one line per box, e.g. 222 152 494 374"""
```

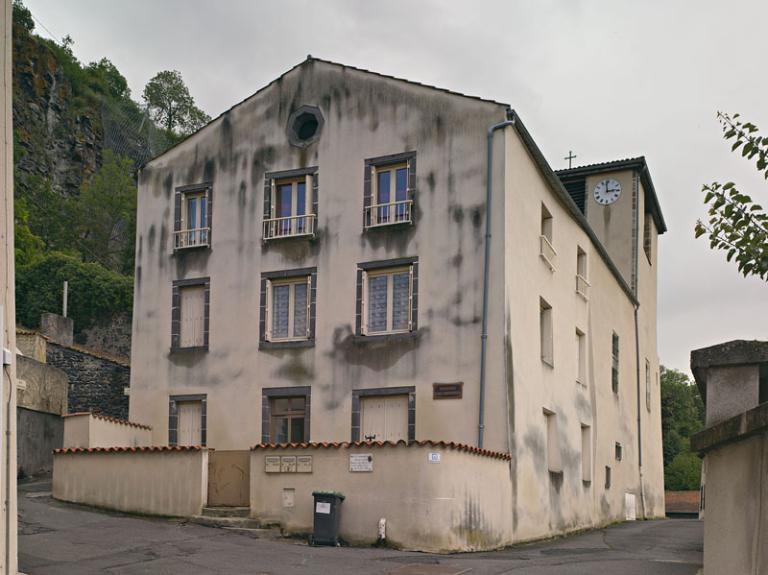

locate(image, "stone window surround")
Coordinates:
351 386 416 442
263 167 319 229
286 105 324 149
355 257 419 338
259 267 317 350
261 386 311 444
168 393 207 447
174 182 213 250
363 151 416 230
171 277 210 352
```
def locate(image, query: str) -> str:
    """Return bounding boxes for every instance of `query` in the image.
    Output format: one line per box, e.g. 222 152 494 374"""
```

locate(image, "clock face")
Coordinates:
593 178 622 205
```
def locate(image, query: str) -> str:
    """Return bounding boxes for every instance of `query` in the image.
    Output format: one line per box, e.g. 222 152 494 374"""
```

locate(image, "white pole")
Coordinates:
63 281 68 318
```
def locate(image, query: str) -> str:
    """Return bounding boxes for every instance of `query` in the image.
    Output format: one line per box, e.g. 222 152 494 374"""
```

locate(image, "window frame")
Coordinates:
269 396 307 444
171 277 210 352
168 394 207 447
263 167 318 240
576 246 590 299
576 327 587 385
265 276 312 342
581 424 592 483
611 332 620 394
259 268 317 349
261 386 311 444
540 203 556 271
363 152 416 230
540 298 554 367
174 183 212 250
356 257 418 337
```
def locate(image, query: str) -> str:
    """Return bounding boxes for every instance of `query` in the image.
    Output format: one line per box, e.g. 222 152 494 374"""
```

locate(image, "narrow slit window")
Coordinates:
576 328 586 385
611 332 620 393
581 425 592 482
540 298 553 366
544 409 562 473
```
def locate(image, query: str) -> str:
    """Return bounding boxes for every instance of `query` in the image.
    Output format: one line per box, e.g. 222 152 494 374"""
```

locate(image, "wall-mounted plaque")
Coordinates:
297 455 313 473
280 455 297 473
350 453 373 472
265 455 281 473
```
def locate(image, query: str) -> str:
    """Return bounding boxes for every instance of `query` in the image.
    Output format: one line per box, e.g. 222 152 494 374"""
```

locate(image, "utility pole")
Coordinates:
62 281 68 318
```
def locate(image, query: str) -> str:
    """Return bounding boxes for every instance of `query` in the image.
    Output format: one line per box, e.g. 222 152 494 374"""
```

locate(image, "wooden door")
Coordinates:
361 395 408 442
177 401 202 445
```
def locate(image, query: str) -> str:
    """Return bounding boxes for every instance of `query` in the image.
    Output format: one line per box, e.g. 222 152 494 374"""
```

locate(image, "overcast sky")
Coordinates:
22 0 767 375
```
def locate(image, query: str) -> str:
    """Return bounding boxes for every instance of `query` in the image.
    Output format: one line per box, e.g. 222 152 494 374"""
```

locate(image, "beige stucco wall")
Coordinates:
701 432 768 575
250 444 513 552
129 59 509 451
53 448 209 517
62 413 152 448
16 355 67 415
0 0 18 570
501 129 664 541
16 331 47 363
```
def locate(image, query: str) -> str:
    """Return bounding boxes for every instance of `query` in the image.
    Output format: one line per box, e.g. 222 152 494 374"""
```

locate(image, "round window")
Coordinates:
287 106 324 148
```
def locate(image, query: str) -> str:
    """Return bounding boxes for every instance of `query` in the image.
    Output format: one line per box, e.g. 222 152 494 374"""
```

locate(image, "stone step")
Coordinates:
190 515 280 536
201 506 251 518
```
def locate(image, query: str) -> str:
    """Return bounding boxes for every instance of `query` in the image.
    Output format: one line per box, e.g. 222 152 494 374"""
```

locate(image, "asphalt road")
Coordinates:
19 479 703 575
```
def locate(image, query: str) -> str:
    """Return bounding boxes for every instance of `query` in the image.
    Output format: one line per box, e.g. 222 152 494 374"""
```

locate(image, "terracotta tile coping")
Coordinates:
251 440 512 461
63 412 152 431
54 445 203 455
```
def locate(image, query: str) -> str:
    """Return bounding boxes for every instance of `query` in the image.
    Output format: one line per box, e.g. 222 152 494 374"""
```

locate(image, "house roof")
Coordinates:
556 157 667 234
141 55 508 168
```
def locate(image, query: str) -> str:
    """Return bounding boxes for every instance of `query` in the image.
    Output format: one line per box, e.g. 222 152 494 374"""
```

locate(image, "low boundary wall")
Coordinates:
53 446 209 517
250 440 513 552
63 412 152 448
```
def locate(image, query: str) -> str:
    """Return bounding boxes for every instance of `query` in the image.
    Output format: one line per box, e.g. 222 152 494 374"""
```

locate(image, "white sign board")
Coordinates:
428 452 441 464
316 501 331 514
349 453 373 472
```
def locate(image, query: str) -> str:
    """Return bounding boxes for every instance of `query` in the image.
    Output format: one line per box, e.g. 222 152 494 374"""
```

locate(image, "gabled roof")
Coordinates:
556 157 667 234
142 56 508 168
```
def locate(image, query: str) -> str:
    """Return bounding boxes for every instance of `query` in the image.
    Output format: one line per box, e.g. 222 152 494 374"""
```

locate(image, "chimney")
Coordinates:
40 312 74 347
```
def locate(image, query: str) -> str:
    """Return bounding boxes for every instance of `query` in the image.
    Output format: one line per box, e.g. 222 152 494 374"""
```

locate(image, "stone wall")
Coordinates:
46 342 130 420
17 408 63 478
76 313 131 358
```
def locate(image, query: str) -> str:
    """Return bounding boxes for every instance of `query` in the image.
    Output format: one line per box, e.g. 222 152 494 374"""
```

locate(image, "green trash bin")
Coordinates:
310 491 345 546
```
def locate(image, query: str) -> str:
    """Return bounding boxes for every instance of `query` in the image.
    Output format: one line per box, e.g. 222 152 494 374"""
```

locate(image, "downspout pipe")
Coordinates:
478 115 516 449
634 304 647 518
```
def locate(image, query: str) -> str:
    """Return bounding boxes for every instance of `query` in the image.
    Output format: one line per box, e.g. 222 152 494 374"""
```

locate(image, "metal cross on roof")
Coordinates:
564 150 577 169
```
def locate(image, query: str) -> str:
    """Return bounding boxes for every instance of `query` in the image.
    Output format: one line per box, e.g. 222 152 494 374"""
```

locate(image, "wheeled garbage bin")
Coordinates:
310 491 345 546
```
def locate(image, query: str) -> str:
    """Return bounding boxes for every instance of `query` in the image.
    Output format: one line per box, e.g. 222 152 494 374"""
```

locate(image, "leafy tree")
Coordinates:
72 151 137 274
142 70 211 135
660 366 705 490
12 0 34 32
665 451 702 491
85 58 130 99
14 199 45 266
15 253 133 334
695 112 768 280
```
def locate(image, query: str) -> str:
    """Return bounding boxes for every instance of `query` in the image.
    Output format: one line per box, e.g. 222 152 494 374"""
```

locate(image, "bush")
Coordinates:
665 451 702 491
16 252 133 334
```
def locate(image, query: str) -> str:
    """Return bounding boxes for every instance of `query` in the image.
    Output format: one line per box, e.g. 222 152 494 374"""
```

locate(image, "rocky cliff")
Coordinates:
13 24 102 198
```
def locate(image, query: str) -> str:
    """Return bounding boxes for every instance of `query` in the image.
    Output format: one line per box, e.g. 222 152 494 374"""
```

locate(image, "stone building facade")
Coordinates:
129 57 666 542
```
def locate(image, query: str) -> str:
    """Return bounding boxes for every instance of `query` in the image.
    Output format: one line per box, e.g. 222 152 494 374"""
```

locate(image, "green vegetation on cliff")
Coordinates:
12 0 209 334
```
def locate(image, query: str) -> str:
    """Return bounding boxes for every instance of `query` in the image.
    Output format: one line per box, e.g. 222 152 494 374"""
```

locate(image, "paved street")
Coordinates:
19 479 702 575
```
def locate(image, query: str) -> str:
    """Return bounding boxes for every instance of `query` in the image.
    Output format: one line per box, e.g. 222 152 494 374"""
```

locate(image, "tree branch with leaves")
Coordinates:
695 112 768 280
